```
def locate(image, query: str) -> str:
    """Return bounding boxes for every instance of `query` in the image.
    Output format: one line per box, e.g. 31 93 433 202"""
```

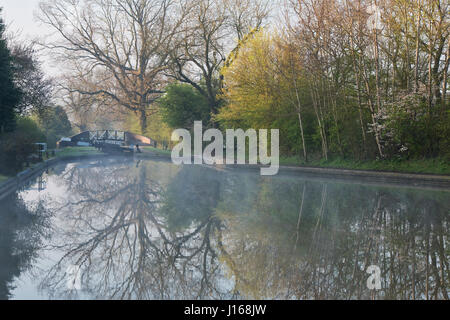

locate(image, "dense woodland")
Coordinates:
217 0 450 162
0 8 72 174
0 0 449 174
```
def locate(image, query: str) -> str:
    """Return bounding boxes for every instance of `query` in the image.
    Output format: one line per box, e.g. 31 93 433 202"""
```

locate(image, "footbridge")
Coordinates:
58 130 157 150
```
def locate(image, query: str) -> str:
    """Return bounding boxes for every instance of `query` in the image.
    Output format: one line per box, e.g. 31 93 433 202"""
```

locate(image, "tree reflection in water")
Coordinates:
0 191 51 300
38 159 230 299
216 179 449 300
3 158 448 300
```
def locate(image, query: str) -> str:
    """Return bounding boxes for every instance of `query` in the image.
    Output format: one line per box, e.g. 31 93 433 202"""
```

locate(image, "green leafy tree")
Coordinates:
16 117 46 142
158 83 211 130
10 43 53 116
0 117 45 175
37 106 72 148
0 8 21 133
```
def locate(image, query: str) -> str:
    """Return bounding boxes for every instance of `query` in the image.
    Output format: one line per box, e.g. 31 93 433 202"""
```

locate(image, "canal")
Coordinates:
0 157 449 300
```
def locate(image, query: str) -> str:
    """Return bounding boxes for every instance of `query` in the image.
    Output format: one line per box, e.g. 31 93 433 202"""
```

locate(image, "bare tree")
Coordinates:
38 0 188 134
10 42 54 116
224 0 271 41
167 0 270 117
60 87 101 133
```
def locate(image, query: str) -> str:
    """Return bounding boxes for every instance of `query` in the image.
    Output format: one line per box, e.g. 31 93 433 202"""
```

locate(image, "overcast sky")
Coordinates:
1 0 58 73
1 0 51 39
1 0 283 77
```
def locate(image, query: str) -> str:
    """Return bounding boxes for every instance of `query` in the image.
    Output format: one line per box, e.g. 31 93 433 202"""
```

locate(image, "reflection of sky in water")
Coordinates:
1 157 449 300
11 163 97 300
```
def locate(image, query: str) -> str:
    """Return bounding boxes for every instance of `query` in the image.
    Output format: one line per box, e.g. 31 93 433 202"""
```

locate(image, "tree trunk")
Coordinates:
374 28 381 114
350 37 367 155
327 81 343 156
362 67 384 158
414 0 422 93
404 6 410 92
139 110 147 135
292 74 308 162
442 44 449 113
310 80 328 160
428 34 433 114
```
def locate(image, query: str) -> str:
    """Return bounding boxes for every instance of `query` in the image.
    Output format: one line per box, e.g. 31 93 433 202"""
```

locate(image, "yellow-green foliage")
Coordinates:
221 27 261 76
125 111 173 146
217 30 311 155
219 31 284 128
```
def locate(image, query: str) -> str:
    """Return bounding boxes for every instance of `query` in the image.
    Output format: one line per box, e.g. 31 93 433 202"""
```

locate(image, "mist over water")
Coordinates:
0 157 449 300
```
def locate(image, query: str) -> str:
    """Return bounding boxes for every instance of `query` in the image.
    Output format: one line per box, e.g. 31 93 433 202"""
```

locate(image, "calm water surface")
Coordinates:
0 157 449 300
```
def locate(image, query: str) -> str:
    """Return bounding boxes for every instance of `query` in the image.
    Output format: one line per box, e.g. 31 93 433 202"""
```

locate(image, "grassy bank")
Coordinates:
280 156 450 175
145 145 449 175
1 146 448 183
0 147 104 184
56 146 172 159
55 147 104 158
142 146 172 156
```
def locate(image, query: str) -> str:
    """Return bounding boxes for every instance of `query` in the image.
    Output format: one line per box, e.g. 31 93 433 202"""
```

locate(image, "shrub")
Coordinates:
0 117 45 175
